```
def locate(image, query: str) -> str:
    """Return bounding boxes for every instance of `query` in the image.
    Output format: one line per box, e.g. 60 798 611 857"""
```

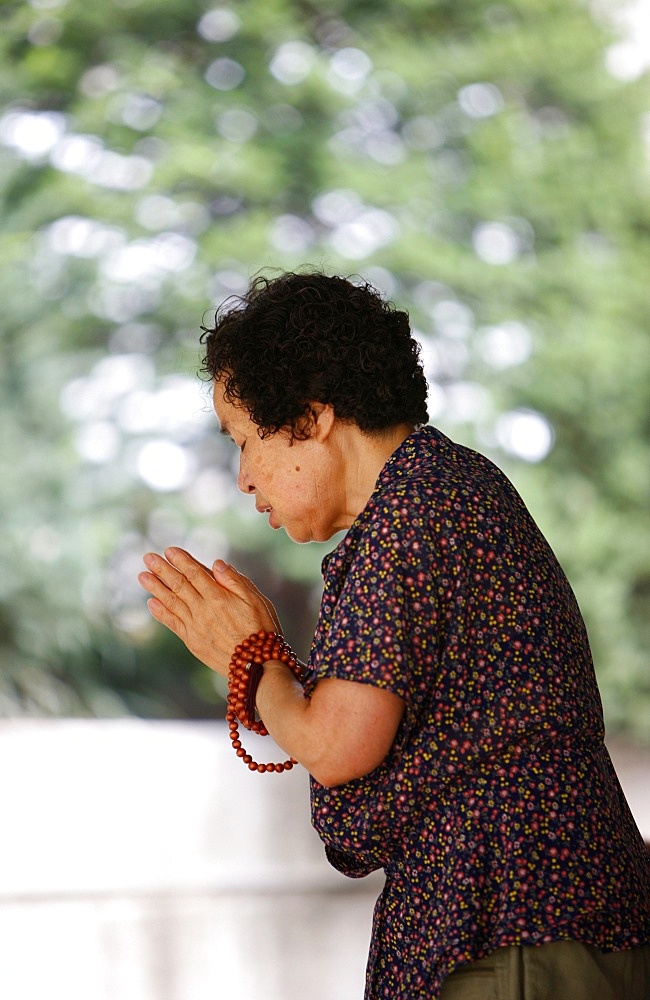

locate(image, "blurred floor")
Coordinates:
0 720 647 1000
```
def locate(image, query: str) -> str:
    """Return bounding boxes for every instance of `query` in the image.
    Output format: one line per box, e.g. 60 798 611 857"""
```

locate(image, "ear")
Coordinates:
308 402 336 443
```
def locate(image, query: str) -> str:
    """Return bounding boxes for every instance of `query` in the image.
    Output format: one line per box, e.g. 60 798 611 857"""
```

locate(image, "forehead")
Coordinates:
212 380 255 437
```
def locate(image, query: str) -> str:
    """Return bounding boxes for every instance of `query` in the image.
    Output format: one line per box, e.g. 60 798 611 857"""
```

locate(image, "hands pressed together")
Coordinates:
138 547 282 676
138 546 405 786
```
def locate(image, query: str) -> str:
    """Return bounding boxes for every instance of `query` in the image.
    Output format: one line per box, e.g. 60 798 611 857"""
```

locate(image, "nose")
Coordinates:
237 454 255 494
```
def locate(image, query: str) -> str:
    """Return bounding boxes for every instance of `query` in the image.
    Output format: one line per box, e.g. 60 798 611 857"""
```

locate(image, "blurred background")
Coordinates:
0 0 649 997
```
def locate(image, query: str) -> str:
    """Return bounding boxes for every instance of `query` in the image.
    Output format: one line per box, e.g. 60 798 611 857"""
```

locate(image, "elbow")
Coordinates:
308 758 377 789
310 770 351 789
310 767 345 789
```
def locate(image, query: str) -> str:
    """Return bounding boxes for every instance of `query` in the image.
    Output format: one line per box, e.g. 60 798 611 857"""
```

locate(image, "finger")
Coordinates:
236 573 283 633
145 595 187 639
211 560 280 635
137 570 189 638
138 568 193 622
181 553 277 628
212 559 259 603
212 561 280 629
140 550 206 620
163 547 218 597
142 550 208 612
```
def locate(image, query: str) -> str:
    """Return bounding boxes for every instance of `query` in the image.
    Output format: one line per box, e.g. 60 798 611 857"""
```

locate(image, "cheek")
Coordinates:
275 471 314 514
301 469 329 510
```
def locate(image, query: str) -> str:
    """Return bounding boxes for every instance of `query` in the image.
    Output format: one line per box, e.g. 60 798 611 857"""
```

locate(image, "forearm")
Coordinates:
136 550 402 782
254 662 331 783
254 663 405 788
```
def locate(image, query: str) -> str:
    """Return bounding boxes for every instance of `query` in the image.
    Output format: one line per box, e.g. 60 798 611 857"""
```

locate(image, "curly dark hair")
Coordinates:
200 270 429 439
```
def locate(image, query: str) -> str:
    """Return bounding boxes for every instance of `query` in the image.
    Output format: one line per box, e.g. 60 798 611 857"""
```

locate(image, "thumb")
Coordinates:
212 559 250 596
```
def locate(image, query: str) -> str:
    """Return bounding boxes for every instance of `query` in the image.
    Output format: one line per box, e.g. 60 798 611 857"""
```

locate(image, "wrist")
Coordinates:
225 630 303 774
255 658 298 709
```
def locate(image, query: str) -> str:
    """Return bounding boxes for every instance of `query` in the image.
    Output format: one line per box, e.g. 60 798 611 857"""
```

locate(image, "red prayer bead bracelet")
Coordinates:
226 629 303 773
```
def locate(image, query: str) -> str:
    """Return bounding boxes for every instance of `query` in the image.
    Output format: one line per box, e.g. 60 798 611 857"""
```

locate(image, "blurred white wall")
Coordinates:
0 721 647 1000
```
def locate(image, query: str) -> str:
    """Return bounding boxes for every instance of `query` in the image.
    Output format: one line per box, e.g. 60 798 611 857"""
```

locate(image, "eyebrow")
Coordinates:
219 424 233 439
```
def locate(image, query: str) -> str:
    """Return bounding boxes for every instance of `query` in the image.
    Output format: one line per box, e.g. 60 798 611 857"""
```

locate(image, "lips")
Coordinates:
255 499 279 528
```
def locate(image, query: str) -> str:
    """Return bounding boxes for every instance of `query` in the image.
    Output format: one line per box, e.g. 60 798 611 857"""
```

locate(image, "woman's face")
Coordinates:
212 381 342 543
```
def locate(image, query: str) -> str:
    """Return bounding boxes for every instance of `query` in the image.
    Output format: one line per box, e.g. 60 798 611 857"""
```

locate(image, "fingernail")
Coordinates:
213 559 227 573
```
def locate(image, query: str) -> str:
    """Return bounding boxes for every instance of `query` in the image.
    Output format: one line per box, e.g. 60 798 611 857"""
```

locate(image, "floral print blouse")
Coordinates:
304 426 650 1000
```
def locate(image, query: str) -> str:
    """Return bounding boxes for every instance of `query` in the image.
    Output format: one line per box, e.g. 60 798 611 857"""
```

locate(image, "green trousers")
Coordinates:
439 940 650 1000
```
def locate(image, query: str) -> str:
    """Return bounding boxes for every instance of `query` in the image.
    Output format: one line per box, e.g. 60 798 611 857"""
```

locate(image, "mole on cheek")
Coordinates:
294 465 301 472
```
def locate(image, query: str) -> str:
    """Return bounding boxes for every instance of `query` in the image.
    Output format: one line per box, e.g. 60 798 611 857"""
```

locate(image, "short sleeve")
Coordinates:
307 492 440 707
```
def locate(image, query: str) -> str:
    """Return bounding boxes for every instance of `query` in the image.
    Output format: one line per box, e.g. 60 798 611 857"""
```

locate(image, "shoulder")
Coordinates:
369 429 517 525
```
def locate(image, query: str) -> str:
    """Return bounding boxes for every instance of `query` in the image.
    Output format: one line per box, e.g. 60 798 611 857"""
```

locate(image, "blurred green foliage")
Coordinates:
0 0 648 737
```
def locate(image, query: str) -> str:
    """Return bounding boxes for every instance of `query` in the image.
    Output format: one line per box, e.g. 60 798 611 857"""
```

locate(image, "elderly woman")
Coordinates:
139 272 650 1000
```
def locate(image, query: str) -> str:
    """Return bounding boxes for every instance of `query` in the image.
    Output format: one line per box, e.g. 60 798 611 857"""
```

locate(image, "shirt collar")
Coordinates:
373 424 441 493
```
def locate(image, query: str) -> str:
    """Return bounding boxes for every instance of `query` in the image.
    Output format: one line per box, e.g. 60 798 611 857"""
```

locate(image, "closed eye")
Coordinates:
220 429 243 451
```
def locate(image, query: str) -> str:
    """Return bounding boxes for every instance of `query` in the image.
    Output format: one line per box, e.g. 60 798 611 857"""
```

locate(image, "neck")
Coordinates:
334 422 415 530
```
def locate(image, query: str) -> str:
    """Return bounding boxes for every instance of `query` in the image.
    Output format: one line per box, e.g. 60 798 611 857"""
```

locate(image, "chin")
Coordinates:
284 524 335 545
284 528 313 544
